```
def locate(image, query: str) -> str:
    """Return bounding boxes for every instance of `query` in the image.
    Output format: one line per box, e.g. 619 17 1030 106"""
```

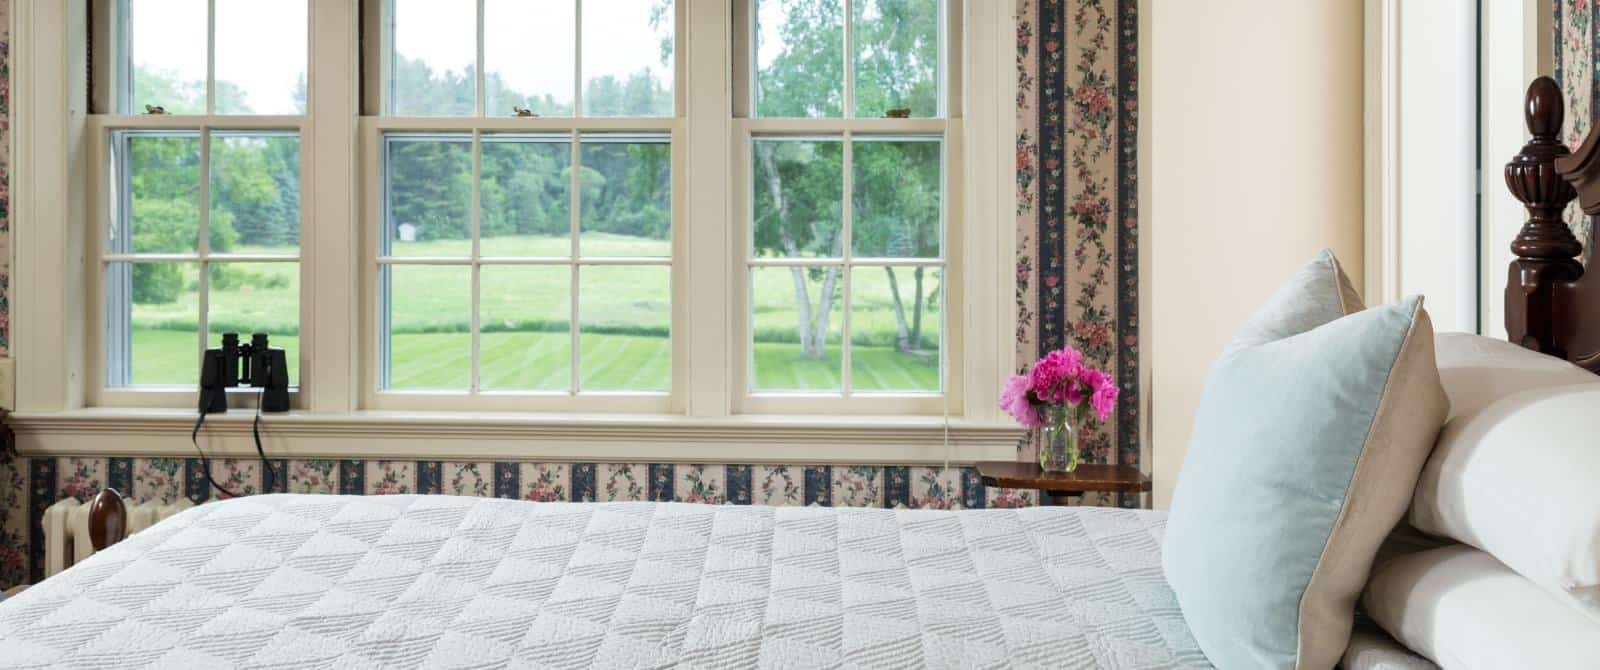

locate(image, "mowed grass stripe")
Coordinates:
131 330 937 393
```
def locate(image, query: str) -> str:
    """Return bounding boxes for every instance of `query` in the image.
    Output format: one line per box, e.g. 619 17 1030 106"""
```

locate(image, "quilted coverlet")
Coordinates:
0 495 1209 669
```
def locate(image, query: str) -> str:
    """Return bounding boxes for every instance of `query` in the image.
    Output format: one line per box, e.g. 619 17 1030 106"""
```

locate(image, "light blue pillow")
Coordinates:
1163 250 1448 669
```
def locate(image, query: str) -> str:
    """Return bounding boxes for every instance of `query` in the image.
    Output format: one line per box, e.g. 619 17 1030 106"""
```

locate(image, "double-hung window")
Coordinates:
75 0 986 423
93 0 308 405
366 0 681 412
736 0 958 414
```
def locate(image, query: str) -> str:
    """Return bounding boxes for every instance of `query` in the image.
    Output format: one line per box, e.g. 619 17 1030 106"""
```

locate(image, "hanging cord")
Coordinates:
252 382 279 493
191 359 281 500
190 411 235 500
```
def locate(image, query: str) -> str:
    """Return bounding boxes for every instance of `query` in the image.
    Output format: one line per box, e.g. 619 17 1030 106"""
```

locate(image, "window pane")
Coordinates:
852 0 941 118
214 0 308 114
109 262 200 387
390 0 477 116
485 0 574 117
850 265 940 392
384 265 471 389
751 266 842 392
128 0 207 114
208 263 300 387
119 132 202 254
384 135 472 257
751 138 842 259
579 265 670 391
480 136 571 257
851 138 941 258
755 0 844 118
211 133 302 252
579 138 670 257
480 266 571 391
581 0 674 116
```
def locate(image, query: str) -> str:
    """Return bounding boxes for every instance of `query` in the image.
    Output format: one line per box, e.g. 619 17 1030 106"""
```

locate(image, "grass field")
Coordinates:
126 234 941 392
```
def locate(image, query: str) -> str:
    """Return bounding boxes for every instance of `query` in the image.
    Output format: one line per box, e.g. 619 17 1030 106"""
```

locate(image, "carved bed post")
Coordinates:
1505 77 1585 356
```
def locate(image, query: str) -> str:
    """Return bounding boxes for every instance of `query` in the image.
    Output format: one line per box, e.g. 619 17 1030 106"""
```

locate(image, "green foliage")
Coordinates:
125 69 301 304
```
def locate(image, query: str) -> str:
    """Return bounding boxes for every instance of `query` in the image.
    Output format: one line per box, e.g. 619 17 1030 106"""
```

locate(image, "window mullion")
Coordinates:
304 0 361 411
684 0 731 416
470 131 482 393
843 0 853 119
475 0 486 117
569 130 582 395
206 0 216 114
198 127 212 360
573 0 583 117
840 131 853 397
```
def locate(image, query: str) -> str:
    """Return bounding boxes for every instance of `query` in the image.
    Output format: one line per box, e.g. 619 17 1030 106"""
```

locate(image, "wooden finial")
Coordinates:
1505 76 1585 355
1506 77 1583 261
87 488 127 551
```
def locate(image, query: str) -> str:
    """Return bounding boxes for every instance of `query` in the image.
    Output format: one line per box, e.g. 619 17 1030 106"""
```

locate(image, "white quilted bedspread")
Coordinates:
0 495 1210 669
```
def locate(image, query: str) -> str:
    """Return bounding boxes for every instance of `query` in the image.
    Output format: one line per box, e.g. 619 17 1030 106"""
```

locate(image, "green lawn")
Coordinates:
127 234 941 392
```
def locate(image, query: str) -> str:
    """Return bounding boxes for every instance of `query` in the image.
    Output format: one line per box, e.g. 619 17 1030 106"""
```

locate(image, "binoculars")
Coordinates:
199 332 290 414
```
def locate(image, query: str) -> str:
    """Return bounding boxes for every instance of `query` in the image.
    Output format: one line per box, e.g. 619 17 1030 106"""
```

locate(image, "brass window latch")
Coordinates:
513 106 539 118
884 108 911 118
144 104 168 115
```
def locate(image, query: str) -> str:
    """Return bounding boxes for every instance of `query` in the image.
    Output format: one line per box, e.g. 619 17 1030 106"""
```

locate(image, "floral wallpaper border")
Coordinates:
7 456 1038 586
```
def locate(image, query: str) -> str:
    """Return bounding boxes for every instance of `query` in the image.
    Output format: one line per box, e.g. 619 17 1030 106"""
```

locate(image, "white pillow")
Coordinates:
1409 383 1600 621
1363 545 1600 669
1432 332 1596 419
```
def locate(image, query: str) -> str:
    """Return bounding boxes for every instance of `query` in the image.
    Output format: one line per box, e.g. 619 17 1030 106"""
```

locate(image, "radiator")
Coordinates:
41 496 193 577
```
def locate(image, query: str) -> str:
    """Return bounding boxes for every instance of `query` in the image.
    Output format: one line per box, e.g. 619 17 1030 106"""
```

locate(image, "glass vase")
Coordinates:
1038 405 1080 473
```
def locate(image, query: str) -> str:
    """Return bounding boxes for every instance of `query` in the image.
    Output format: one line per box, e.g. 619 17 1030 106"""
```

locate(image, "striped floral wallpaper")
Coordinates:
1558 0 1599 251
0 0 1141 590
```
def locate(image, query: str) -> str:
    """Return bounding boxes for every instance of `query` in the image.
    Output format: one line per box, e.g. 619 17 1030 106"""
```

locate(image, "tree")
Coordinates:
751 0 942 356
126 67 302 303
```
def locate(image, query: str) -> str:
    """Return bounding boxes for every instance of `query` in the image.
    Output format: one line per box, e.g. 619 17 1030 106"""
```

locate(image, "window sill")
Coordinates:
7 408 1024 464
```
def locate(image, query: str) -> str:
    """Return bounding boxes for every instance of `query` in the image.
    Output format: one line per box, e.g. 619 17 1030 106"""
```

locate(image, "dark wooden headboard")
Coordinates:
1505 76 1600 372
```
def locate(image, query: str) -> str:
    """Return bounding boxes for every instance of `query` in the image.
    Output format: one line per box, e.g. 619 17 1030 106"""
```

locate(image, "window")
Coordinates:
740 0 950 404
77 0 978 419
98 0 307 397
372 1 679 406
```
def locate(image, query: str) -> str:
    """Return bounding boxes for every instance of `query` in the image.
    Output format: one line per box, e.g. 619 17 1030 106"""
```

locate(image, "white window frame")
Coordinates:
729 0 964 417
83 0 312 408
361 0 687 413
11 0 1022 463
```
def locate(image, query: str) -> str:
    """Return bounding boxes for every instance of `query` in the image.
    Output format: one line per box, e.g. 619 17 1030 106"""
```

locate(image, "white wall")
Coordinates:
1147 0 1365 508
1394 0 1478 334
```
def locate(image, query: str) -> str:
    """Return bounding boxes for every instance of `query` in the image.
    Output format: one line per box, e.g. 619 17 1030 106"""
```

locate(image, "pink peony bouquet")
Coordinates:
998 346 1119 430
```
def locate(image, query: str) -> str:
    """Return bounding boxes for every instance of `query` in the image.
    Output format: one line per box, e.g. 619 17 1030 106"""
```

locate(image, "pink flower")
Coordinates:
999 374 1042 429
1029 347 1083 403
1088 371 1119 421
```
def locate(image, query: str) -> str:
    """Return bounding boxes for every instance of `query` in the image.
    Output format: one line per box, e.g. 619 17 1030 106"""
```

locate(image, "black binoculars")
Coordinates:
199 332 290 414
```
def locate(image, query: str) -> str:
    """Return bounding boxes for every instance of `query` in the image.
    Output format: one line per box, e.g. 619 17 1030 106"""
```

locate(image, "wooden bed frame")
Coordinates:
68 77 1600 556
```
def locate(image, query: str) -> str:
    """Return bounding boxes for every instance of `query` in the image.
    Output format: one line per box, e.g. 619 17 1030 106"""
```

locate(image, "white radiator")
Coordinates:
41 497 193 577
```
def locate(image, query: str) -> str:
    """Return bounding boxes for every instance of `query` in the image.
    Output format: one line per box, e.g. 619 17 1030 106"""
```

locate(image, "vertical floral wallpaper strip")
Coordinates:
1557 0 1598 254
0 0 15 590
1015 0 1139 507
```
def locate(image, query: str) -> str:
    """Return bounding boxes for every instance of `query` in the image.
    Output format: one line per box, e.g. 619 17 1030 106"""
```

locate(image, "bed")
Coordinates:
0 495 1210 669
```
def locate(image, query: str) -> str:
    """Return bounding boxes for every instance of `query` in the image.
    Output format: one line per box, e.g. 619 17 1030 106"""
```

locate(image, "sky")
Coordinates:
397 0 673 113
128 0 674 116
131 0 308 114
